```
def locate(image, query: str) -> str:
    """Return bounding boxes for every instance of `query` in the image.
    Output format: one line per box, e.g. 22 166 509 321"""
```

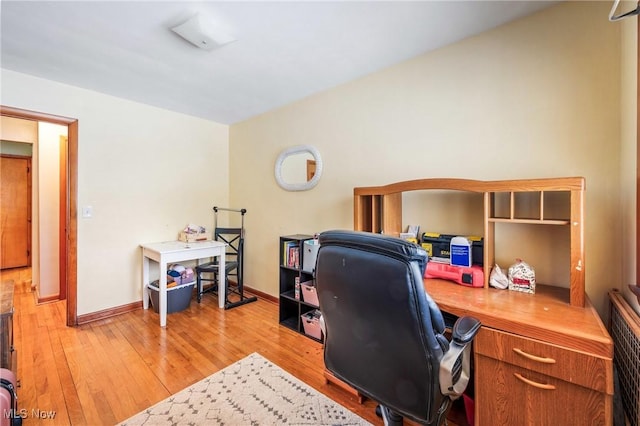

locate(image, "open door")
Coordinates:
0 155 32 269
306 159 316 182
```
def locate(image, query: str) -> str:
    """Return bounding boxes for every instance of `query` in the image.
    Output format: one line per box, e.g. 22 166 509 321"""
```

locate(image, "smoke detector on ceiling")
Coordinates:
170 14 236 50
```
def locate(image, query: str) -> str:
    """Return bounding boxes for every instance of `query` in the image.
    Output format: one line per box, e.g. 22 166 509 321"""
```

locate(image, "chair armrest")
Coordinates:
452 316 481 345
439 316 481 400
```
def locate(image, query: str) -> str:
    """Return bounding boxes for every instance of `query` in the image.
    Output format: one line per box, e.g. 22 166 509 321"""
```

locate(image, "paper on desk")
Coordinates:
183 224 206 234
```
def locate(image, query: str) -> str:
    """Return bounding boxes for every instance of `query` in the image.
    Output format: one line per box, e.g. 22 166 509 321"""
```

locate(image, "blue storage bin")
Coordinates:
148 281 194 314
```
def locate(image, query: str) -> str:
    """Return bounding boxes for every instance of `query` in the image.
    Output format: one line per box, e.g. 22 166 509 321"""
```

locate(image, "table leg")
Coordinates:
218 248 225 309
159 260 168 327
142 254 150 310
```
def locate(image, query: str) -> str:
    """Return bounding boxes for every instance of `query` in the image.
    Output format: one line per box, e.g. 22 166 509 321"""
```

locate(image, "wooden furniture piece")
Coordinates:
141 240 226 327
426 280 612 425
347 177 613 425
0 280 16 373
278 234 323 342
354 177 586 306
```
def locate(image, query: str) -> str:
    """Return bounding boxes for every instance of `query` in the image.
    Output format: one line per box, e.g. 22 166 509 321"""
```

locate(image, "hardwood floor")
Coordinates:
3 267 466 426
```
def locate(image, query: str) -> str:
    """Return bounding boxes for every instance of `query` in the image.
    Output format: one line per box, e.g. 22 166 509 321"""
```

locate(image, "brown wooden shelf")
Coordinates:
354 177 585 307
488 218 570 225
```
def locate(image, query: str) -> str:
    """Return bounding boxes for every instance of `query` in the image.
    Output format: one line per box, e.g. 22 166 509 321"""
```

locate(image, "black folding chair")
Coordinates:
195 207 257 309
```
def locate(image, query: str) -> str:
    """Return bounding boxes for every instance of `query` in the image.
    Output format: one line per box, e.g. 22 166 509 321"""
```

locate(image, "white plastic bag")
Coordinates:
489 264 509 289
507 259 536 294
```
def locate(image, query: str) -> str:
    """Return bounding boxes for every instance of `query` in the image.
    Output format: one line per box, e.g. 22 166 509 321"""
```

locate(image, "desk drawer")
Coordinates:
475 327 610 393
475 356 610 426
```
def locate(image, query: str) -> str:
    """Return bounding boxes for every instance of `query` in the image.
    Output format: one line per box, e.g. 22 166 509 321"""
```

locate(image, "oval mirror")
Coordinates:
274 145 323 191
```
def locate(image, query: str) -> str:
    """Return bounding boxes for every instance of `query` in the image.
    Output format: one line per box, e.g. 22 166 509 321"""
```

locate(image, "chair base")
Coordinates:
376 405 403 426
222 279 258 309
224 295 258 310
197 279 257 310
375 404 450 426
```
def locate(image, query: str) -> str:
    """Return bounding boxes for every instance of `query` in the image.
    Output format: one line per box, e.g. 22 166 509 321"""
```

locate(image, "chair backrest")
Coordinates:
214 227 243 270
316 229 448 424
214 227 242 255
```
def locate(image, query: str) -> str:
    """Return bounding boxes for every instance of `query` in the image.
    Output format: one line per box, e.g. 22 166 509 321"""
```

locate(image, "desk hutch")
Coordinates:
348 177 613 425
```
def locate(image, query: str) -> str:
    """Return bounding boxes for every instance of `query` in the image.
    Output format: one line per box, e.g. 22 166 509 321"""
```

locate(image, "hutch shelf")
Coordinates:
354 177 586 307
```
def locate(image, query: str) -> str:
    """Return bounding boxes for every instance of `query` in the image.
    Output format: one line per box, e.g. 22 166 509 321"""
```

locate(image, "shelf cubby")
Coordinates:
278 234 322 341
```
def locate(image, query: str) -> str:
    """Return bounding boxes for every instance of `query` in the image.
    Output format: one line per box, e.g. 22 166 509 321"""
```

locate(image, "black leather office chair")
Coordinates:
315 230 481 426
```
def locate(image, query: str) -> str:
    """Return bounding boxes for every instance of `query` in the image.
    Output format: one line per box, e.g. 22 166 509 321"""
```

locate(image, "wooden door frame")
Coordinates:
0 105 78 326
59 135 68 300
306 159 316 182
634 18 640 303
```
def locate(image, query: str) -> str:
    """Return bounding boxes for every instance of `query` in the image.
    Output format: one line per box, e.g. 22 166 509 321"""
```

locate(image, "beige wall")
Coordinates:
36 122 67 299
0 1 634 319
0 115 37 143
0 69 230 315
230 1 624 316
620 7 640 314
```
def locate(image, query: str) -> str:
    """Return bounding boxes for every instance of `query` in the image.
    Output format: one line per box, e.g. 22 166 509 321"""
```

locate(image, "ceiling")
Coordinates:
1 1 558 125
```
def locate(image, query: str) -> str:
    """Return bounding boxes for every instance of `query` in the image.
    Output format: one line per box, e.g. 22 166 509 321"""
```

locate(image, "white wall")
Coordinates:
36 122 67 299
230 1 623 316
0 69 230 315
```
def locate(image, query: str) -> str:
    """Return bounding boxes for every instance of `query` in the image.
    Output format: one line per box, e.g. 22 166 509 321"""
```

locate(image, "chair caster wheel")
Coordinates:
375 405 403 426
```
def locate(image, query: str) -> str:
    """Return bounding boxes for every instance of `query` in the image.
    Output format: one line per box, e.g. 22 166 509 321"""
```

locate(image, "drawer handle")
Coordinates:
513 348 556 364
514 373 556 390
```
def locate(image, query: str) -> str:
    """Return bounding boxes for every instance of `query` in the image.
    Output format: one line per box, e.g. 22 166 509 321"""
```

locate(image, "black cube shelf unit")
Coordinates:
278 234 322 342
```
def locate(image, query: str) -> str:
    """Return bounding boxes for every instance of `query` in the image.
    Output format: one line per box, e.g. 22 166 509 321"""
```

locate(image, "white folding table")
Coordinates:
141 240 226 327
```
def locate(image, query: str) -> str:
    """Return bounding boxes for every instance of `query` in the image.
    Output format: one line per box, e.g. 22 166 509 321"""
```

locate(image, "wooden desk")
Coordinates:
324 279 613 424
347 177 612 424
425 279 613 425
141 240 226 327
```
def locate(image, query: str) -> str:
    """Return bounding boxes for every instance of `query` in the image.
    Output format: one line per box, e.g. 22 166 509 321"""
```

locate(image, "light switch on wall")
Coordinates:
82 206 93 218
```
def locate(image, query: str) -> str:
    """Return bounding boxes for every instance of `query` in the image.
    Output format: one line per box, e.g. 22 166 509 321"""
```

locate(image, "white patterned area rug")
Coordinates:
120 352 372 426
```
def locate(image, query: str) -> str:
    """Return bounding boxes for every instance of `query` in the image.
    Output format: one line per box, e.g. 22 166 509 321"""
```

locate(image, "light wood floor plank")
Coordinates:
2 267 465 426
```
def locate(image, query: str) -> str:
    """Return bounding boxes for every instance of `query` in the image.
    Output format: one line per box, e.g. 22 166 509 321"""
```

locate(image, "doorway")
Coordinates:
0 106 78 326
0 155 32 269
